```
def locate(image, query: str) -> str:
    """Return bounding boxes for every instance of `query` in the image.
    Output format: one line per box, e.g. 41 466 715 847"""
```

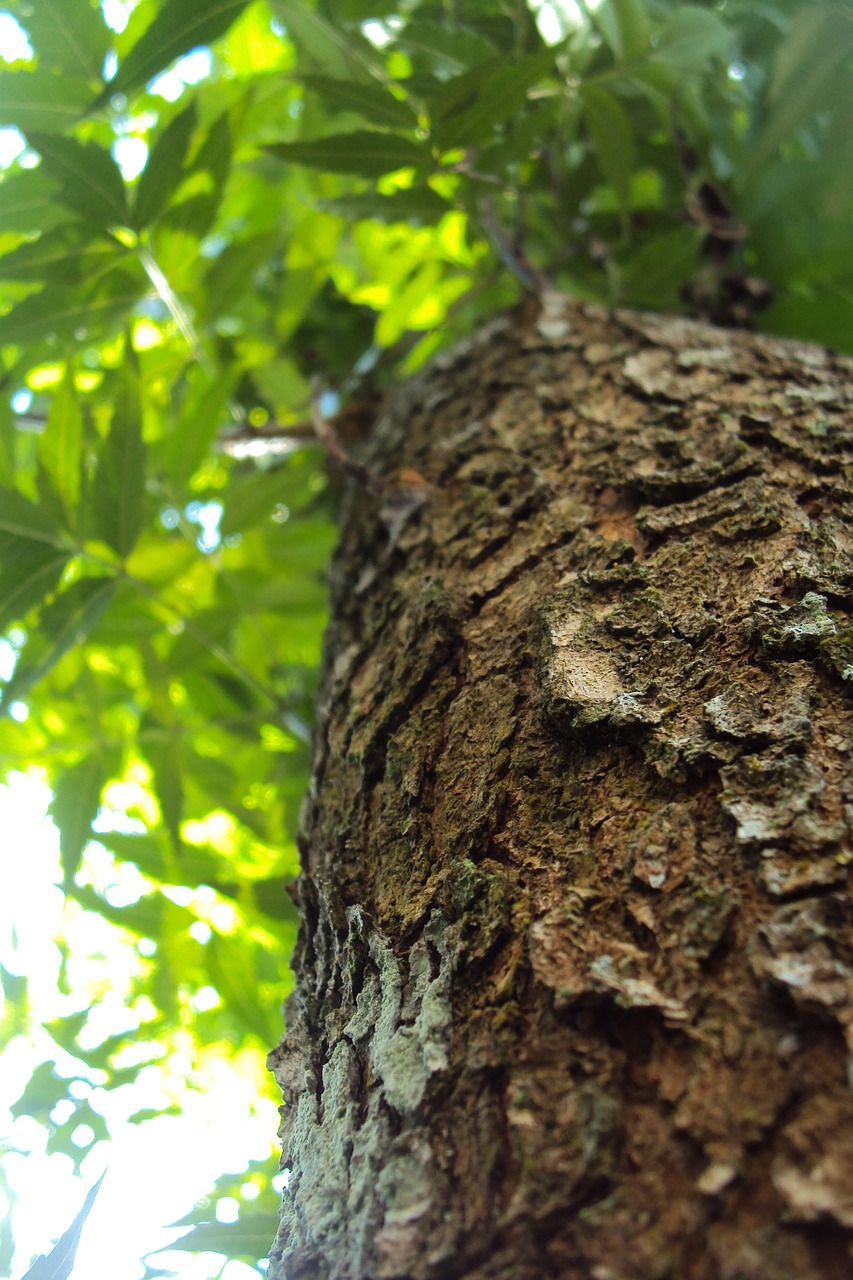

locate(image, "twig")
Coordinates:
310 377 382 495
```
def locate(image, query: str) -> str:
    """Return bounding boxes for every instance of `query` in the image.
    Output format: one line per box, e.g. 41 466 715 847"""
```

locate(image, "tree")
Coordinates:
0 1 850 1278
270 296 853 1279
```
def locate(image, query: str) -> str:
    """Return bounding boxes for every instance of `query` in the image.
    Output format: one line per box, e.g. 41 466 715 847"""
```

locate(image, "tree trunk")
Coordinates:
268 296 853 1280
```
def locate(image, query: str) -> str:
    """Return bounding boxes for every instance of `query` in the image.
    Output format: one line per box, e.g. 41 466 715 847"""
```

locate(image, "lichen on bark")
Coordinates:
269 296 853 1280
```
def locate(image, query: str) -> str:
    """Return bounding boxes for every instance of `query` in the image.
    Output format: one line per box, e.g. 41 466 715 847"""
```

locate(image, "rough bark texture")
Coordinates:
268 296 853 1280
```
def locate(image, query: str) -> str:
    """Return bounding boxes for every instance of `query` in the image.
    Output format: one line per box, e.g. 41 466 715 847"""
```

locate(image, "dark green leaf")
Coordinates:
431 49 557 149
27 133 128 228
21 1173 106 1280
267 130 428 176
144 730 184 849
581 84 635 228
98 830 223 889
162 366 239 487
0 72 92 133
19 0 109 80
38 369 82 518
654 6 734 69
202 229 282 322
0 273 143 347
267 0 369 78
167 1212 277 1260
94 0 251 106
593 0 650 61
320 184 450 224
205 932 281 1040
51 757 104 887
0 490 71 631
0 486 64 543
0 398 14 487
395 20 498 72
167 607 235 670
91 357 146 557
70 883 180 937
160 368 236 491
0 224 125 285
0 543 68 634
220 462 301 535
755 4 853 165
162 110 232 237
0 170 65 235
4 577 117 705
132 101 198 230
299 74 416 129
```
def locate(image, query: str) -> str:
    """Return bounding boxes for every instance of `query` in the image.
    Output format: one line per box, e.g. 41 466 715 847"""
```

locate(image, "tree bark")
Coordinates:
268 295 853 1280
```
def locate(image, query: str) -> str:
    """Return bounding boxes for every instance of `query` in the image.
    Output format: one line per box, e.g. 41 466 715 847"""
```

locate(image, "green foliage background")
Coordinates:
0 0 850 1274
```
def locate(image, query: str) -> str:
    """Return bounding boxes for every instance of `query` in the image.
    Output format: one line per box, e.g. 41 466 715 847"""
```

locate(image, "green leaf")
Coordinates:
168 1212 277 1261
0 486 68 543
0 490 71 631
267 0 367 79
431 49 557 149
51 757 104 887
755 4 853 166
205 932 281 1040
594 0 651 61
0 539 69 633
21 1173 106 1280
220 463 301 536
168 606 236 670
162 365 239 487
39 369 83 519
0 170 66 235
320 185 450 225
267 130 428 176
201 229 282 322
654 6 734 69
581 84 635 228
94 0 251 106
27 132 128 228
0 398 15 487
91 357 146 558
143 729 184 849
98 830 223 889
4 577 117 705
70 883 181 936
18 0 109 80
132 101 198 230
395 20 498 72
0 72 92 133
0 223 125 285
0 274 143 347
299 74 416 129
163 110 232 238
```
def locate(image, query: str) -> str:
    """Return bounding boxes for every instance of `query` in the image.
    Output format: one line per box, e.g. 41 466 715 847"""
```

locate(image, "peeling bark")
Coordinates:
268 296 853 1280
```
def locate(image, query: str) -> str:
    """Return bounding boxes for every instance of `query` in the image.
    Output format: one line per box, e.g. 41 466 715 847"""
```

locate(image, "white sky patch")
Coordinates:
530 0 602 44
0 637 16 681
0 127 25 168
150 48 212 100
101 0 133 34
112 135 148 182
0 13 32 61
